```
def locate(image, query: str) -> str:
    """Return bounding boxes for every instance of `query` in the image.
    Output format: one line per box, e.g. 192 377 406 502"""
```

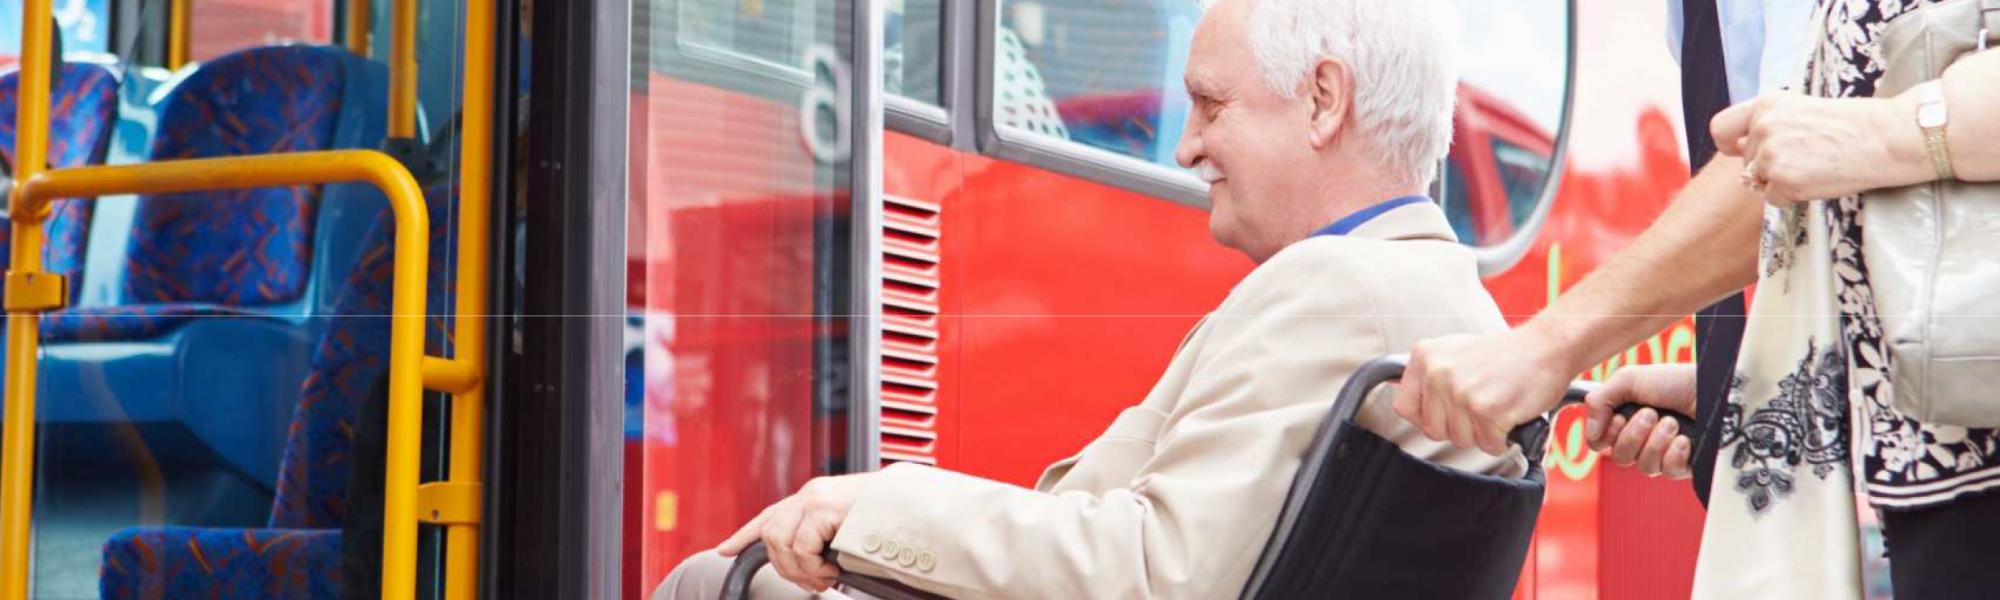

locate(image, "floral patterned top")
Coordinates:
1719 0 2000 514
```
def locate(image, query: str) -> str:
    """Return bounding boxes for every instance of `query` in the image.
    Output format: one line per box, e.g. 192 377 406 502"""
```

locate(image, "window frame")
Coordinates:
970 0 1210 209
882 0 962 147
624 0 889 472
494 0 630 592
639 0 821 107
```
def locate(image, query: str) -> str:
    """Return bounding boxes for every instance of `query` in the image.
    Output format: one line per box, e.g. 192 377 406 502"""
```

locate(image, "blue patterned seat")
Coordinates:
43 45 350 343
42 304 263 341
101 178 463 599
27 45 393 495
99 528 343 598
0 63 120 294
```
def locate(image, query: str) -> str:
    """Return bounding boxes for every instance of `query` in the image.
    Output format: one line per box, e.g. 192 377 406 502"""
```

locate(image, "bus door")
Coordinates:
0 0 498 597
622 0 876 596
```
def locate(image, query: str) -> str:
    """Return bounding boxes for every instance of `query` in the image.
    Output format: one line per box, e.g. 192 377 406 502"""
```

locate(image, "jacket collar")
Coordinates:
1339 200 1458 243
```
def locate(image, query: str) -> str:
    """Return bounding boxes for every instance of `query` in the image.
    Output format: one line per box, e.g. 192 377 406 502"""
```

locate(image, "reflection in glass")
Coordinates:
1443 161 1476 244
1493 140 1552 226
631 0 854 593
993 0 1200 168
0 0 112 59
679 0 805 73
1440 0 1569 247
26 9 467 596
886 0 942 104
190 0 335 63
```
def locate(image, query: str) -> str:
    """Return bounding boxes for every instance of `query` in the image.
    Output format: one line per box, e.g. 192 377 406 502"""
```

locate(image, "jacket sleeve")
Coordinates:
829 250 1409 599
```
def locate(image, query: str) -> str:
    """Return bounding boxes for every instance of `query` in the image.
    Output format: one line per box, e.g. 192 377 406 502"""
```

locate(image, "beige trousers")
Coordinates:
651 550 870 600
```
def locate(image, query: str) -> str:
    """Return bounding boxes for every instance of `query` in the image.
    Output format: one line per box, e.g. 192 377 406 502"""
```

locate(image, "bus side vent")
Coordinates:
879 194 940 467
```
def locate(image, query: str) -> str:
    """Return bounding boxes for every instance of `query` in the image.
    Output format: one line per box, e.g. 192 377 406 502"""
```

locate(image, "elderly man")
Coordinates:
653 0 1515 597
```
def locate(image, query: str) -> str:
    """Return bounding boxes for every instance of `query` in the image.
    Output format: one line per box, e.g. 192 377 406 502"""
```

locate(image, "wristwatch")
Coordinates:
1915 80 1955 181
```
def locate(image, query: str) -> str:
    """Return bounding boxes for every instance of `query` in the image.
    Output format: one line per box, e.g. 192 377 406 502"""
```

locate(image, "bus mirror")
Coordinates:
1441 0 1576 270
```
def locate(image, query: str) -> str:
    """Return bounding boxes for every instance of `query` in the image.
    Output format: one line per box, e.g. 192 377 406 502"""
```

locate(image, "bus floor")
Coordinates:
28 422 273 598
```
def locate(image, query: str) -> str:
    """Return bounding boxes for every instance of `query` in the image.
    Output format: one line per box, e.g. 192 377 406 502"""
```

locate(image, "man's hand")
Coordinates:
1395 329 1577 456
716 474 870 593
1584 364 1698 479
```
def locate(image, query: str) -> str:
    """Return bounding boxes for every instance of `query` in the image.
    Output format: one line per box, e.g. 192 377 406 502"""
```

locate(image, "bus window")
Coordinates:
0 0 111 63
631 0 858 594
1493 139 1551 226
885 0 940 105
678 0 810 76
188 0 334 63
992 0 1200 169
1442 160 1477 244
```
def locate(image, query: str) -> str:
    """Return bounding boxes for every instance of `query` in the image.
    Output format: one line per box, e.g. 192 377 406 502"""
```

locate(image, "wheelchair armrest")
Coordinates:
720 541 947 600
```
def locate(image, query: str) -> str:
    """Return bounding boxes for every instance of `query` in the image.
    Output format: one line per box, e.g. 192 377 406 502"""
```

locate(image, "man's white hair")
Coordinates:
1211 0 1460 187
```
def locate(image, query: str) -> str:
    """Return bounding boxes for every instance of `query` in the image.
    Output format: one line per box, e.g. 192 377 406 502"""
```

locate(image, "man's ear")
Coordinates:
1307 57 1353 149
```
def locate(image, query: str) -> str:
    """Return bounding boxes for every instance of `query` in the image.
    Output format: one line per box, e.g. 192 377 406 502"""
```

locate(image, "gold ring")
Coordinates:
1741 163 1767 191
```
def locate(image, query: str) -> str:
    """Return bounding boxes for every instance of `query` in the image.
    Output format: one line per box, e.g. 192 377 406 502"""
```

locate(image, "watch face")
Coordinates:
1919 103 1948 128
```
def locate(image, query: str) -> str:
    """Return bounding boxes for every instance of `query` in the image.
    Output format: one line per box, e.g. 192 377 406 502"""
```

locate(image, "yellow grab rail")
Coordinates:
167 0 192 69
348 0 373 57
357 0 415 138
0 3 55 595
425 0 495 595
3 0 491 596
0 152 432 600
389 0 417 138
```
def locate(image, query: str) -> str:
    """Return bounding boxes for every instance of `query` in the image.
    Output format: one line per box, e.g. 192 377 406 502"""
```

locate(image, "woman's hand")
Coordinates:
1585 364 1699 479
1710 91 1932 207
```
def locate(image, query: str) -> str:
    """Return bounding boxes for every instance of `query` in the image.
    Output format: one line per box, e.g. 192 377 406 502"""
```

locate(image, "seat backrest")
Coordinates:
122 45 351 307
268 180 460 529
1240 358 1552 600
0 63 120 299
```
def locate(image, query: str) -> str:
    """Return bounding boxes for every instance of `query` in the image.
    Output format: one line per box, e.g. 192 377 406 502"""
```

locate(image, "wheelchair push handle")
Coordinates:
1344 355 1696 460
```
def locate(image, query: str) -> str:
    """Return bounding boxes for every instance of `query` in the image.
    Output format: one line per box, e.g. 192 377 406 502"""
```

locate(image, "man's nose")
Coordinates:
1175 126 1202 169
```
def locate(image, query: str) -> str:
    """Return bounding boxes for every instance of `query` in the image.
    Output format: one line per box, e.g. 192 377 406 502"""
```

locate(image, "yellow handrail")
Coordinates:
0 151 432 600
167 0 192 69
427 0 495 594
348 0 372 57
0 2 55 595
1 0 491 596
389 0 417 138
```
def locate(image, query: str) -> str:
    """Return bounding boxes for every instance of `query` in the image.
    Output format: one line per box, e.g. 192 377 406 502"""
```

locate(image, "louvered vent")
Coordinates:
879 194 941 466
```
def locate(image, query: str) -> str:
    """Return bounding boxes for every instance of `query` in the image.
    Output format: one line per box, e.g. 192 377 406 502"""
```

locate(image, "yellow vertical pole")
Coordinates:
0 0 56 596
389 0 417 138
379 191 432 600
167 0 192 69
348 0 373 57
441 0 493 596
379 0 426 595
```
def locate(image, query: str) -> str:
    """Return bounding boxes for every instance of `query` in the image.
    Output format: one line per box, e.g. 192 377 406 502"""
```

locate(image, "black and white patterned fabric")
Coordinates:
1693 1 1993 595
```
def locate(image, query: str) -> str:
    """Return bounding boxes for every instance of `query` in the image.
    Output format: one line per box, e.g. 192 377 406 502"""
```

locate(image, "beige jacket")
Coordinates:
829 202 1524 599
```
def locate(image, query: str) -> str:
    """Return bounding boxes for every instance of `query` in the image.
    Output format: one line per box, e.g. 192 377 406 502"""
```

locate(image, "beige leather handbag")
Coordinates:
1864 0 2000 427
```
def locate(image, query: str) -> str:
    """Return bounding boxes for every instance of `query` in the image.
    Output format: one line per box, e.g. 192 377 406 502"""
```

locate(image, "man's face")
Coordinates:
1175 0 1318 262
